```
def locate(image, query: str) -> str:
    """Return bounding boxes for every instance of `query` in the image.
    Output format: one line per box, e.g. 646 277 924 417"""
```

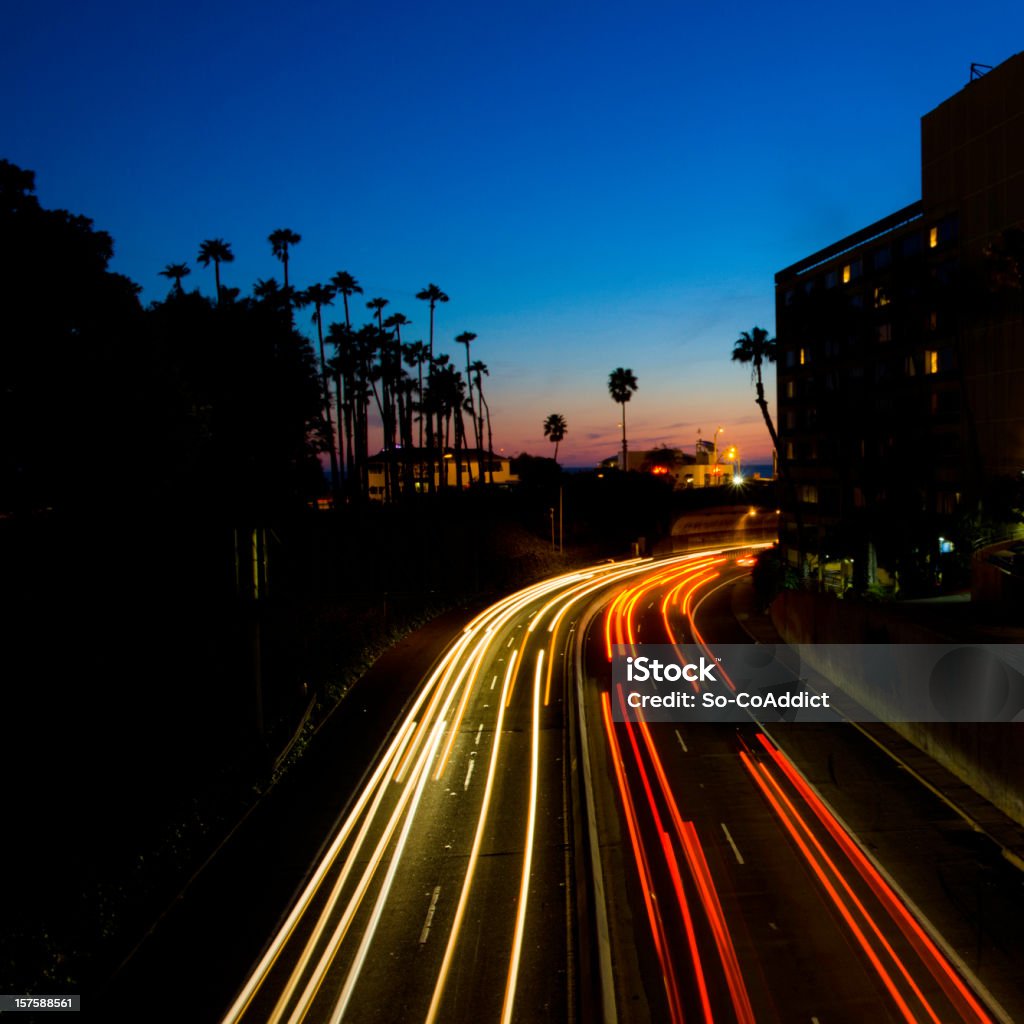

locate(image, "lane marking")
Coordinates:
419 886 442 944
463 759 476 791
675 729 688 753
475 723 484 745
721 822 745 865
490 674 497 690
506 636 514 648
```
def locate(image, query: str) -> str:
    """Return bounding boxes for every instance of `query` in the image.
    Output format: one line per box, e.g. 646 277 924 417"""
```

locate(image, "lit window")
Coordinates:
924 349 938 374
929 226 938 248
799 347 806 366
786 380 795 398
873 286 890 308
842 264 851 284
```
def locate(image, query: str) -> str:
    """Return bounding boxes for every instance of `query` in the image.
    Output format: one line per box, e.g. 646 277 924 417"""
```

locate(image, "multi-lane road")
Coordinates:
217 548 1018 1024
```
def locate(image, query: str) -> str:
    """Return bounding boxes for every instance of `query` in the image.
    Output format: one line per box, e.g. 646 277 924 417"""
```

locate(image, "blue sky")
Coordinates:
3 1 1021 464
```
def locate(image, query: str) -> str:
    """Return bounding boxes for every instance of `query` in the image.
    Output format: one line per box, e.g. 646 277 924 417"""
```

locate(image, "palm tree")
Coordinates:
455 331 478 479
731 327 780 457
331 271 363 326
732 325 806 572
298 283 339 492
330 271 363 490
268 228 301 290
472 361 495 483
416 283 449 490
196 238 234 303
608 367 638 471
543 413 568 463
415 283 449 364
159 262 190 296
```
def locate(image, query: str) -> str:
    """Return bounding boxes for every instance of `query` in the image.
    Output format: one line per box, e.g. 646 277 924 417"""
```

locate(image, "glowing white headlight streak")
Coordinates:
500 649 545 1024
264 722 420 1024
281 720 446 1024
327 717 448 1024
424 649 520 1024
219 716 416 1024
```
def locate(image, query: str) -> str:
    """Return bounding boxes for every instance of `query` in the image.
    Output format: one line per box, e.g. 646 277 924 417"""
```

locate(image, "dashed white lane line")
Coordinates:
675 729 688 753
419 886 442 944
475 723 484 745
721 822 745 865
463 759 476 791
490 674 497 690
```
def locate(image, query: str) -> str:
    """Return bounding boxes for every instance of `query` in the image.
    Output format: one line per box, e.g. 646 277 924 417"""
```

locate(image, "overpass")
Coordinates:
661 504 779 553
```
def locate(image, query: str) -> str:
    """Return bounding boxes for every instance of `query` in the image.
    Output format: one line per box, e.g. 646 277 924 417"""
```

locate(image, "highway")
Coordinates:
585 556 1008 1024
217 549 1014 1024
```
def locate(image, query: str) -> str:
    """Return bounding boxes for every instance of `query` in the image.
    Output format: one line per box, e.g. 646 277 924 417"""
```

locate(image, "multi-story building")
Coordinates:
774 52 1024 591
366 448 518 500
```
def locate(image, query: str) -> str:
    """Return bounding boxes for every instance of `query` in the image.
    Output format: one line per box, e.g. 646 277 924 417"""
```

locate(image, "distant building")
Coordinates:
775 52 1024 590
599 443 739 487
366 448 518 501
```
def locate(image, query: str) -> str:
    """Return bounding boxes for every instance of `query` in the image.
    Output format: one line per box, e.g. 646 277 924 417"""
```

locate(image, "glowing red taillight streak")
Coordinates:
755 734 993 1024
601 692 686 1024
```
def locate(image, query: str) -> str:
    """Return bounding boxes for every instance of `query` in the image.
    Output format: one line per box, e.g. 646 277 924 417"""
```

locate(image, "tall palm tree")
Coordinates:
608 367 638 471
415 283 449 364
330 271 363 490
196 238 234 303
159 262 190 296
732 325 805 571
299 283 339 492
268 228 301 290
731 327 780 457
455 331 478 479
331 271 363 326
543 413 568 463
416 283 449 490
472 361 495 483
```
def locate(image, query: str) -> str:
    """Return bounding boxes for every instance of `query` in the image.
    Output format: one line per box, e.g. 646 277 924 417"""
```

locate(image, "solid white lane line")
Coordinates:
721 822 745 865
419 886 442 944
675 729 688 753
463 759 476 791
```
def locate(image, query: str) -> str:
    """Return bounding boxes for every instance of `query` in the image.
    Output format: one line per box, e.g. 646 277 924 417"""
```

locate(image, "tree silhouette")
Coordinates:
268 228 301 291
415 283 449 490
608 367 638 471
298 283 339 492
196 238 234 303
455 332 478 479
543 413 568 463
159 262 190 296
731 327 780 458
330 271 363 490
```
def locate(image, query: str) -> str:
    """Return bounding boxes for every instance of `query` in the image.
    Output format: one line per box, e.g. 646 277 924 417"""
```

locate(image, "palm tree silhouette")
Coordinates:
455 332 478 479
196 238 234 303
543 413 568 464
299 283 339 492
608 367 638 471
731 327 779 457
268 228 301 291
330 271 363 489
471 360 493 482
159 262 190 296
416 283 449 490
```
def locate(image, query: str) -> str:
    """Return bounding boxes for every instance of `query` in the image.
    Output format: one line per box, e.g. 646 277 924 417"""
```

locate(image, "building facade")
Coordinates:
366 448 518 501
775 53 1024 591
